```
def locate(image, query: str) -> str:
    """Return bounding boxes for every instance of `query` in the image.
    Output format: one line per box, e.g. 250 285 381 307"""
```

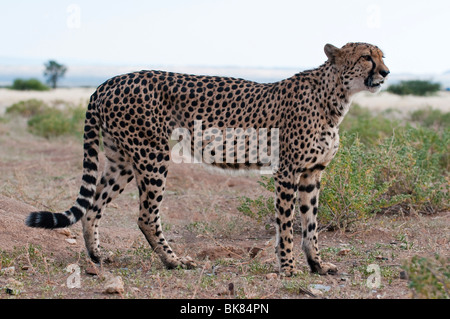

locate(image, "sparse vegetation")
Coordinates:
6 99 49 117
238 105 449 230
5 99 86 139
387 80 441 96
403 255 449 299
237 176 275 230
339 104 401 145
27 105 86 139
410 107 450 129
0 97 448 300
10 78 49 91
319 134 408 230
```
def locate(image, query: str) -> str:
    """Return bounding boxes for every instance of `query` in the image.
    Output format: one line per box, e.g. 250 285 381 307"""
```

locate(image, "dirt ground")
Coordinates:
0 98 449 299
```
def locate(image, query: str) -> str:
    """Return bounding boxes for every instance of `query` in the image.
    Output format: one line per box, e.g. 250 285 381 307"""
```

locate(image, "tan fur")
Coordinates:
27 42 389 276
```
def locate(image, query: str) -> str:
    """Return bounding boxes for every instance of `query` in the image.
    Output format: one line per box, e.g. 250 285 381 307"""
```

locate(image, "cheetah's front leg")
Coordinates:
274 169 298 276
298 167 337 275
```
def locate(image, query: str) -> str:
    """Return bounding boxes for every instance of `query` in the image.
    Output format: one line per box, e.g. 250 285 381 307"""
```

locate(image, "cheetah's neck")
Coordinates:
294 62 353 127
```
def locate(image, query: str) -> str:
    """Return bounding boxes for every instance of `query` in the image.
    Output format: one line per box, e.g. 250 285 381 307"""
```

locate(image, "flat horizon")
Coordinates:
1 61 450 89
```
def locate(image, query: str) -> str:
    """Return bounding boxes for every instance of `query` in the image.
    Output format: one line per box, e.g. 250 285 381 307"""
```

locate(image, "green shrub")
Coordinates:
320 126 448 228
387 80 441 96
340 104 400 146
237 109 449 231
410 107 450 129
10 78 49 91
5 99 86 139
27 108 72 138
237 176 275 230
319 134 409 230
403 254 449 299
27 105 86 139
6 99 49 117
379 126 449 213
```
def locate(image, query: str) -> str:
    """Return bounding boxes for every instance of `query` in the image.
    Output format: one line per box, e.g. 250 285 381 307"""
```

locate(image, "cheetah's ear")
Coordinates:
324 44 341 64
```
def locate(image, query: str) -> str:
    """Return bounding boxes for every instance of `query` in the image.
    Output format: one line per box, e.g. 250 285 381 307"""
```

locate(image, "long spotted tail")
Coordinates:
25 103 100 229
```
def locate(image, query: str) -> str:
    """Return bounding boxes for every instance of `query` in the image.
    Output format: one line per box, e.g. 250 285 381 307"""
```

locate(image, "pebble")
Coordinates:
337 249 351 256
248 247 263 259
5 278 23 295
217 283 235 296
103 275 124 294
298 286 317 297
309 284 331 292
265 273 278 280
130 287 141 294
56 228 72 237
309 288 323 297
85 265 100 276
104 251 115 263
399 270 408 280
65 238 77 245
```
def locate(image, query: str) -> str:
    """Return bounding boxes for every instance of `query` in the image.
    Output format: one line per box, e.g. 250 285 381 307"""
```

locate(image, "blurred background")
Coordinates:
1 0 450 87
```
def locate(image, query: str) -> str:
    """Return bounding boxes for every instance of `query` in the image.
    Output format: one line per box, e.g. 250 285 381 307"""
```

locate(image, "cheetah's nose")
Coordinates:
380 69 390 78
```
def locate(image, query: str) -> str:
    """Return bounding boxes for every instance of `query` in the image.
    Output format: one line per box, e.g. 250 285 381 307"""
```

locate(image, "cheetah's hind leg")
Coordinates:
133 149 196 269
81 133 134 263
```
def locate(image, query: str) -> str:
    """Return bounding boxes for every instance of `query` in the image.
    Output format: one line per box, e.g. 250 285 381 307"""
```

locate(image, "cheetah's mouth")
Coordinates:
365 76 384 88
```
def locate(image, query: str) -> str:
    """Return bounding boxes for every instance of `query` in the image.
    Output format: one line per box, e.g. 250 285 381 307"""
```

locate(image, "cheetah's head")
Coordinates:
324 42 389 94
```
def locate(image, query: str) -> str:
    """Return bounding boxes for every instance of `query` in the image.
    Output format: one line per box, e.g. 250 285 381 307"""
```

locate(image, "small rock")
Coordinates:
337 249 351 256
226 180 236 187
56 228 72 237
65 238 77 245
298 286 317 298
309 284 331 292
85 265 100 276
248 247 263 259
340 272 350 281
130 287 141 294
0 266 15 277
228 283 235 296
399 270 408 280
265 273 278 280
218 282 235 296
104 251 115 263
103 276 124 294
5 278 23 295
309 288 323 297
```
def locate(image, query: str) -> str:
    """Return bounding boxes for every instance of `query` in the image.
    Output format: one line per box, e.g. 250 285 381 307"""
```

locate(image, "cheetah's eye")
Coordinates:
362 55 372 61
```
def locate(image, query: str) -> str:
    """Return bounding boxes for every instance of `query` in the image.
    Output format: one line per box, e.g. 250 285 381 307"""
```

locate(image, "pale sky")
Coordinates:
1 0 450 74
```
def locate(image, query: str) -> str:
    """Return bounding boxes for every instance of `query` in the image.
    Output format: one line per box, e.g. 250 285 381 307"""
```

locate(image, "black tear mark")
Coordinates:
364 56 377 87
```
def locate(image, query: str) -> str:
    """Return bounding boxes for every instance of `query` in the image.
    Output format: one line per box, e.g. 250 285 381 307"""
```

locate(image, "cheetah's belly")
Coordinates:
307 128 340 169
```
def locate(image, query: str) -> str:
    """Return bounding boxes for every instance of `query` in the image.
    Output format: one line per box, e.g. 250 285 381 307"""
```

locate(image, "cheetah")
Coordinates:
26 42 389 276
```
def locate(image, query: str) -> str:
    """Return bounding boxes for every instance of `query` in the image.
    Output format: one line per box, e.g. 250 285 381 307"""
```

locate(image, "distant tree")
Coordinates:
44 60 67 89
